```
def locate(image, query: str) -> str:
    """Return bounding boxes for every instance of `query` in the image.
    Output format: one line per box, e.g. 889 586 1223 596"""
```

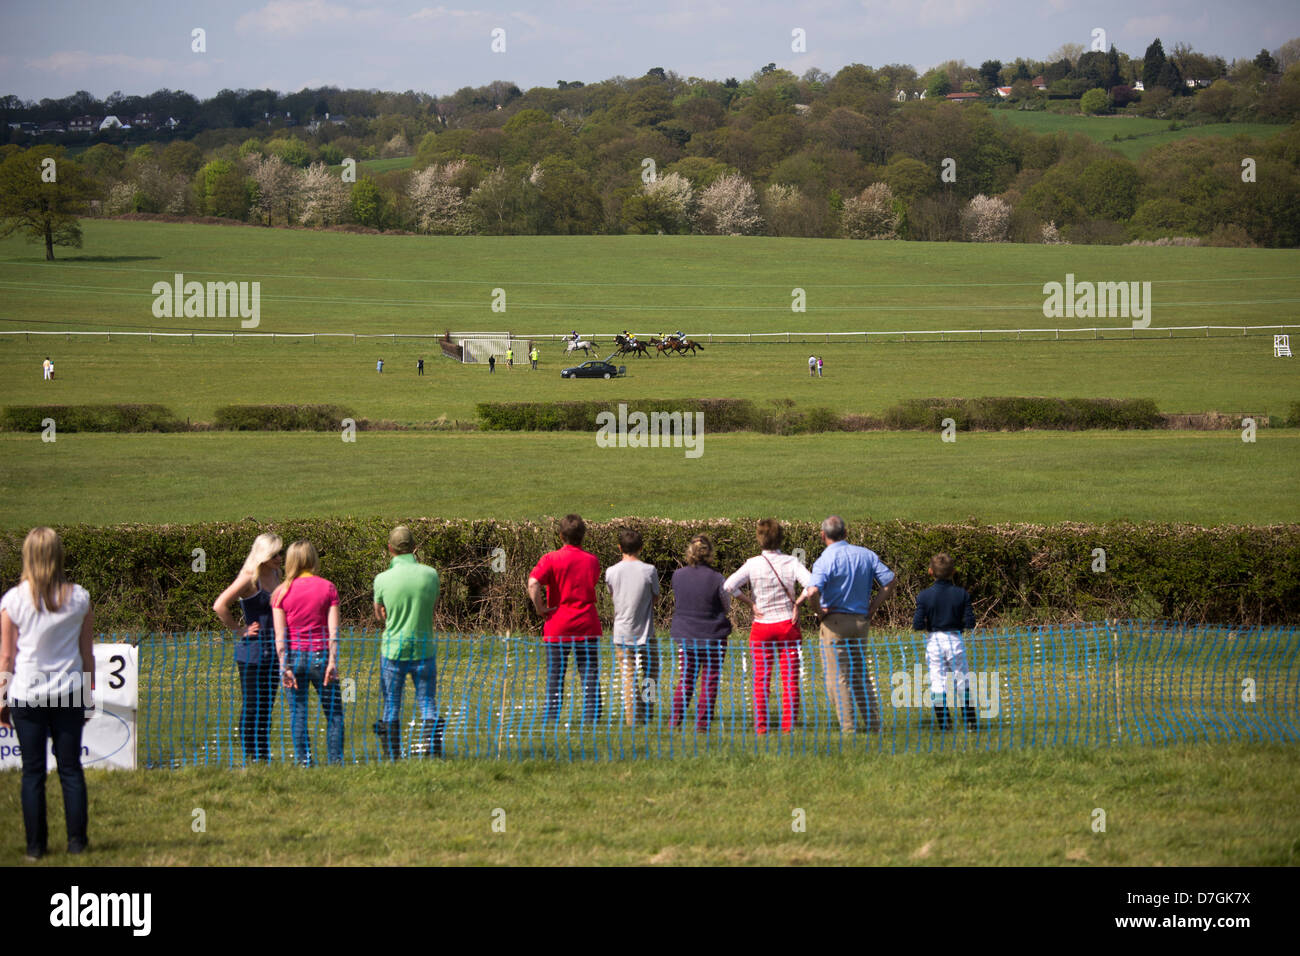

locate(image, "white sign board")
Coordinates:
0 644 138 771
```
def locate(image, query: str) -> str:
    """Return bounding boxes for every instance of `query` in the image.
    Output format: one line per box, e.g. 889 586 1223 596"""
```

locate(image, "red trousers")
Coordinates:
750 620 802 734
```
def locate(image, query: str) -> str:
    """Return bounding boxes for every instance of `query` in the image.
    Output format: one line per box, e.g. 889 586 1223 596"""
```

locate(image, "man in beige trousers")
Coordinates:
796 516 896 733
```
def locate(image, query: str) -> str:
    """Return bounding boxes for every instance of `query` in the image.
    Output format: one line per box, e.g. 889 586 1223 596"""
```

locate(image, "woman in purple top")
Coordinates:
669 535 731 732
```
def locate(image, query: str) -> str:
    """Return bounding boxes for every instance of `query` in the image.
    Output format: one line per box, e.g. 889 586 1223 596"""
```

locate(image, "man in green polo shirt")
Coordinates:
372 525 443 759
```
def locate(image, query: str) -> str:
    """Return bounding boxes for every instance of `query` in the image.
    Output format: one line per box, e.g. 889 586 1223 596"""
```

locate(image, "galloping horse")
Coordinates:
650 336 677 356
565 338 599 356
615 334 649 358
675 338 704 356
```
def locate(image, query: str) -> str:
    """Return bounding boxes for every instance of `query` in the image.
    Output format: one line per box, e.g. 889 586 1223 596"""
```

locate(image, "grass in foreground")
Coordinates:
0 429 1295 526
4 744 1297 865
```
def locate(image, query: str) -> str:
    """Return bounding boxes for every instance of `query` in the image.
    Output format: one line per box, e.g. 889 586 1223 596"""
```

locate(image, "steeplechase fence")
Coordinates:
3 325 1297 346
116 621 1299 766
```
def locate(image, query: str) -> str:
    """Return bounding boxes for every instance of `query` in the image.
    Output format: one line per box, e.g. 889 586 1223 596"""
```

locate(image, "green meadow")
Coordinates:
993 112 1285 161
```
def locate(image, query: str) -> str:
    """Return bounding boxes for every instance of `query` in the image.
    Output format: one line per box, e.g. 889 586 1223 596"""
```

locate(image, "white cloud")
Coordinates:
236 0 357 34
25 51 173 75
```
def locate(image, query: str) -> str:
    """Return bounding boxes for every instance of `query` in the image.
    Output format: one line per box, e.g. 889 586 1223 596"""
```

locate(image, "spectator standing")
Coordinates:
377 358 384 374
817 356 824 378
0 527 94 859
212 533 283 763
42 358 52 381
605 527 660 726
724 519 810 734
488 355 496 373
272 541 343 765
506 346 514 370
669 535 731 732
373 526 443 759
528 515 602 724
913 553 978 731
530 346 539 370
800 516 896 734
417 357 425 376
808 355 816 377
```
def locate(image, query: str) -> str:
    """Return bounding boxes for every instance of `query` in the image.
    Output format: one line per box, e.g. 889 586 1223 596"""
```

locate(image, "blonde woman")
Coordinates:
0 528 94 860
213 533 283 763
271 541 342 766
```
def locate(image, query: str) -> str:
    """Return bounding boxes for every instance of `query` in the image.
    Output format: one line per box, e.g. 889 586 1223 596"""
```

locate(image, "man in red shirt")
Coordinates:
528 514 603 724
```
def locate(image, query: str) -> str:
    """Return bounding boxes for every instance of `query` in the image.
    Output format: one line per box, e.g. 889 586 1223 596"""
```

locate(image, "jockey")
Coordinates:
672 330 685 343
570 330 579 342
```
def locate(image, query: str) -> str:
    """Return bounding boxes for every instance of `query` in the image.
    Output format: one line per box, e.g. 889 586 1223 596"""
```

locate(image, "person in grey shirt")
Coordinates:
605 528 660 726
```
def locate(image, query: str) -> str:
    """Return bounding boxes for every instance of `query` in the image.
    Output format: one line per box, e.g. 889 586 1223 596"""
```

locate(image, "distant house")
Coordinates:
68 115 101 133
132 112 155 128
306 111 348 134
793 103 811 115
1031 75 1047 90
945 92 980 102
161 116 181 130
996 86 1013 97
1132 80 1145 92
99 115 123 131
38 120 66 134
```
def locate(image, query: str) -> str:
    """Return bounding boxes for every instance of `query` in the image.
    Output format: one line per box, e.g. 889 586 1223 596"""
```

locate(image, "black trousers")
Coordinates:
12 704 88 852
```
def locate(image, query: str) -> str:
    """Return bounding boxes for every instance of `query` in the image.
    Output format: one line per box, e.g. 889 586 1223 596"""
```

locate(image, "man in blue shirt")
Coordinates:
797 515 896 734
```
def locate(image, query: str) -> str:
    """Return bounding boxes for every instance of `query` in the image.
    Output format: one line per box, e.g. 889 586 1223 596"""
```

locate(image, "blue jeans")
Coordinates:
11 705 88 853
544 640 601 724
237 661 278 762
380 656 437 722
285 650 344 765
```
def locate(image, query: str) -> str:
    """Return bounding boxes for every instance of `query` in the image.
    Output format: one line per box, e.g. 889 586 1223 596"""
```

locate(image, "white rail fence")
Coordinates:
1 325 1297 344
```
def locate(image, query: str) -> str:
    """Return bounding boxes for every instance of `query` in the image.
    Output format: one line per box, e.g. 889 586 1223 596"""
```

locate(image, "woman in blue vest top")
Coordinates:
213 533 284 763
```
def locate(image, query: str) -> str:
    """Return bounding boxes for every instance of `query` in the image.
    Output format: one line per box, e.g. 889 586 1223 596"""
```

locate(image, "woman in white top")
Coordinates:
0 527 94 860
723 519 811 735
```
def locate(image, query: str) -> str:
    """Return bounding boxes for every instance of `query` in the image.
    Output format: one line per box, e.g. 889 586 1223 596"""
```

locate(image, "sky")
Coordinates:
2 0 1298 101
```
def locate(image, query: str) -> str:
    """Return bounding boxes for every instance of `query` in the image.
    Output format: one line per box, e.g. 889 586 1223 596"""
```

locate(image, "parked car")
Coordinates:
561 358 626 379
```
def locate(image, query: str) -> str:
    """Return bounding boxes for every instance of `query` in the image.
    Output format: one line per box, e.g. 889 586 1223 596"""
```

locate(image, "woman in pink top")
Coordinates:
271 540 343 765
724 519 811 734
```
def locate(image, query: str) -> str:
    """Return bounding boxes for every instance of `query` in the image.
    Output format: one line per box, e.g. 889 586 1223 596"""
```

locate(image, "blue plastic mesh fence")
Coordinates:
117 621 1299 766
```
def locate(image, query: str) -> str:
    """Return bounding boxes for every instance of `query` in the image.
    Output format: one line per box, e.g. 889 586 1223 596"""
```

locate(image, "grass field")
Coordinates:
1 220 1296 868
993 112 1286 161
3 221 1299 334
5 745 1297 864
0 430 1295 526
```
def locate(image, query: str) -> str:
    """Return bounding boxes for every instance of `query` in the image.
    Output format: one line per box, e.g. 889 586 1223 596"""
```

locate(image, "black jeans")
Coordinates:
12 704 88 852
237 661 279 762
544 640 601 724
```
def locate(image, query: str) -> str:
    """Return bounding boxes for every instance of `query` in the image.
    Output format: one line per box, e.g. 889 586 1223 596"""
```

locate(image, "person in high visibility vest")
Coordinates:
529 346 540 370
505 347 514 369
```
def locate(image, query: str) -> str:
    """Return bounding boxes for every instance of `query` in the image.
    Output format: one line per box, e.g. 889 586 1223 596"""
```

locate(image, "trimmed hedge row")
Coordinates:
212 404 356 431
2 518 1295 633
0 404 187 433
881 397 1164 431
477 397 1171 433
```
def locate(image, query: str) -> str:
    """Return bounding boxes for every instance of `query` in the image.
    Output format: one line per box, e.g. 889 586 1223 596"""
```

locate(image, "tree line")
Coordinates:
3 39 1300 253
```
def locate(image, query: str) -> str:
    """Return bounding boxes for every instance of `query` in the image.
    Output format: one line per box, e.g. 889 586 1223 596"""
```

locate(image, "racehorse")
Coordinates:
675 338 704 356
615 334 649 358
565 338 599 356
650 336 677 356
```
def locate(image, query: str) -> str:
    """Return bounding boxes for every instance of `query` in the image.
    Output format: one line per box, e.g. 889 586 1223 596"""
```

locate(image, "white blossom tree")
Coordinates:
245 153 300 225
961 193 1011 242
299 162 351 226
697 173 764 235
644 170 696 230
841 182 900 239
407 160 471 234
